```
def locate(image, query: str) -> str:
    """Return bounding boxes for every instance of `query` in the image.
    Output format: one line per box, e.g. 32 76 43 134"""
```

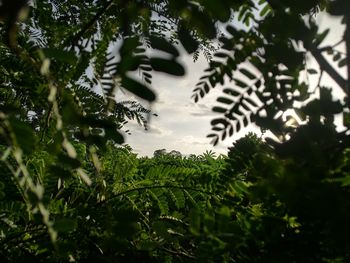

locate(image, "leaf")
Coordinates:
223 88 240 96
189 208 201 235
245 97 259 107
221 130 227 140
149 36 179 57
307 69 318 74
338 58 347 68
43 48 77 64
260 4 271 17
239 68 256 80
120 37 141 56
190 8 217 39
121 76 156 102
178 24 199 54
202 0 231 22
197 85 207 95
224 27 234 39
105 129 124 144
234 78 248 88
8 118 36 154
214 52 228 58
212 106 227 113
315 28 329 46
57 154 81 169
211 118 229 126
150 58 185 76
333 52 341 62
343 112 350 127
217 97 234 105
49 165 72 179
242 116 249 126
228 125 234 136
54 218 77 232
169 189 185 209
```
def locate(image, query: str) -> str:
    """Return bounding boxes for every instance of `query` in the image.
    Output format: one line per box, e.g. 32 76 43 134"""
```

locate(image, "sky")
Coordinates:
119 51 259 156
117 12 346 157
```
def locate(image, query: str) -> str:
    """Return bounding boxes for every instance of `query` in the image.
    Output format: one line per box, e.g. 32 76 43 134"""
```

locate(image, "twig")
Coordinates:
63 0 114 47
160 247 196 260
309 44 347 94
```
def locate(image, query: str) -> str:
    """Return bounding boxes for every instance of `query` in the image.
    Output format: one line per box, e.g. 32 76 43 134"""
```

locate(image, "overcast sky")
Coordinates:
117 12 345 157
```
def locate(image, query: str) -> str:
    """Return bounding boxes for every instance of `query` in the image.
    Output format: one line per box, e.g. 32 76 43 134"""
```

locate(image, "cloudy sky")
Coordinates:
118 51 260 156
117 12 345 157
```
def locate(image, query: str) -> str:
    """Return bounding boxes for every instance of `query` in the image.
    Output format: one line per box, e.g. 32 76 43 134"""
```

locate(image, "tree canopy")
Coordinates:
1 0 350 262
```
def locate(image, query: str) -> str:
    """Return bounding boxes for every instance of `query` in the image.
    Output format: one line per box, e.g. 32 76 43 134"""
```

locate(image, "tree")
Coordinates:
196 1 349 146
153 148 167 157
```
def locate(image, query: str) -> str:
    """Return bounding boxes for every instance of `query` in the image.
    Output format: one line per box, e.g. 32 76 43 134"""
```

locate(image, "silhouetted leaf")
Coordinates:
178 25 199 54
213 106 227 113
121 76 156 102
217 97 234 105
202 0 230 22
307 69 318 74
149 36 179 57
239 68 256 80
150 58 185 76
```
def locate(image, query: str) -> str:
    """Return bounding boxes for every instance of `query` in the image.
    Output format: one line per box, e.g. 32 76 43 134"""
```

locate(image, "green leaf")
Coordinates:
57 154 81 169
54 218 77 232
8 118 36 154
190 8 217 39
105 129 124 144
169 189 185 209
42 48 77 64
121 76 156 102
189 208 201 235
260 4 271 17
48 165 72 179
120 37 141 56
343 112 350 127
150 58 185 76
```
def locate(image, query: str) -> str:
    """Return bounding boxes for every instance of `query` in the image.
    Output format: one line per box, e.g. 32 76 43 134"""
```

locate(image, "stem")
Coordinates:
310 45 347 94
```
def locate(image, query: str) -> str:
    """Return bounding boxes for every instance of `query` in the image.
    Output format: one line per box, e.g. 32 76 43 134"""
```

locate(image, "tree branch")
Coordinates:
309 44 347 95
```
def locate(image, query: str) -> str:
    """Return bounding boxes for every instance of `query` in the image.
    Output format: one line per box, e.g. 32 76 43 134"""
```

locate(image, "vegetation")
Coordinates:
1 0 350 262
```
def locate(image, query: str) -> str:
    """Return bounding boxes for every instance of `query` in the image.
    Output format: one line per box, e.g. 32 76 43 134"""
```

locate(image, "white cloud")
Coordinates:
177 135 209 145
147 123 173 137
